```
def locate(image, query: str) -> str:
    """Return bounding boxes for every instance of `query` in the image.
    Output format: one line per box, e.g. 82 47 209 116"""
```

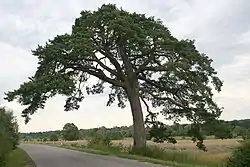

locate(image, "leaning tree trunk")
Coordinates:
126 84 146 148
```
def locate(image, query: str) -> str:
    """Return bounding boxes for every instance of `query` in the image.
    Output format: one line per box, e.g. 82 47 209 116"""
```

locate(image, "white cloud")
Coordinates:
215 55 250 120
0 0 250 132
0 42 37 103
235 30 250 44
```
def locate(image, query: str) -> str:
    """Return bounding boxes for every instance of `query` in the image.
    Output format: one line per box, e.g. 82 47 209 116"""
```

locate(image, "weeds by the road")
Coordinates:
48 134 228 167
5 148 35 167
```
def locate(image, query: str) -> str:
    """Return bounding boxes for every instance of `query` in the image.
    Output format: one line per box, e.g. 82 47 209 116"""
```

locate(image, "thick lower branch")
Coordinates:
66 65 125 88
98 49 125 80
91 54 118 77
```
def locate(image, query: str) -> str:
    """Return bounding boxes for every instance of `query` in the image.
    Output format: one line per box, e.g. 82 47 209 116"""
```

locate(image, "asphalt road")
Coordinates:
20 144 166 167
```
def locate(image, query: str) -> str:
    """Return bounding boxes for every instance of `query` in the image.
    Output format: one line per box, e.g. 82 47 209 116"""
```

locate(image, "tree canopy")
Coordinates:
5 4 223 148
49 132 59 141
62 123 79 141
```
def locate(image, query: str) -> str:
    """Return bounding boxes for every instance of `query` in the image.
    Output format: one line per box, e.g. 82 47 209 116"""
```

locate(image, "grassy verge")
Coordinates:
5 148 35 167
48 143 227 167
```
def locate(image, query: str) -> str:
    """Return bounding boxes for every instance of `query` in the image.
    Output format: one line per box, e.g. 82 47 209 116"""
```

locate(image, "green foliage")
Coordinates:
227 140 250 167
49 133 59 141
203 120 233 140
20 126 132 141
148 122 176 144
63 123 79 141
87 132 112 148
0 107 19 167
67 141 222 167
232 126 247 137
5 148 35 167
242 134 250 140
20 130 62 141
231 119 250 129
21 118 250 144
107 131 124 140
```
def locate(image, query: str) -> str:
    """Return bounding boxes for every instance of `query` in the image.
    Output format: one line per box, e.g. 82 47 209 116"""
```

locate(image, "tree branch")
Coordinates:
136 54 155 74
137 66 169 73
66 64 125 88
141 88 187 109
98 49 125 81
117 37 135 83
138 73 191 109
91 53 118 77
60 48 123 84
138 75 174 93
140 95 151 113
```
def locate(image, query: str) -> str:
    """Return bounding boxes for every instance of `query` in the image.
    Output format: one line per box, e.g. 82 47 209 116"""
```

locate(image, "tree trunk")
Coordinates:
127 86 146 148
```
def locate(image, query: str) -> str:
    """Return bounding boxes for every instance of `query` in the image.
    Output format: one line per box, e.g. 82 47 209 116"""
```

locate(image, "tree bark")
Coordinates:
118 41 146 148
126 85 146 148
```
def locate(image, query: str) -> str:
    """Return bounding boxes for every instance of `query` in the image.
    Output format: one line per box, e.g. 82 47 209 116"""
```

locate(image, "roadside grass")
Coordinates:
47 142 228 167
51 144 202 167
5 148 35 167
25 138 240 167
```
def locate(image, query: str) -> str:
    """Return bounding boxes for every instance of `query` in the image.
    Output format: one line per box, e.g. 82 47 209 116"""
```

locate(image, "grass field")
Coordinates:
30 138 242 166
5 148 35 167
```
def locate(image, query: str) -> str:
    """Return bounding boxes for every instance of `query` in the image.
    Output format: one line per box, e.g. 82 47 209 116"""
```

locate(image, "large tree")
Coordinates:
5 4 223 148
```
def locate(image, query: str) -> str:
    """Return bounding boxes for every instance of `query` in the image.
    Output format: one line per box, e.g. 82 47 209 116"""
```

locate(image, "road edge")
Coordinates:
6 148 36 167
47 144 202 167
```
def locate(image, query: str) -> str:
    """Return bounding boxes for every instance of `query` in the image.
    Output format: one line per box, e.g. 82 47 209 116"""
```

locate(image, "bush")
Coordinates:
0 132 12 167
105 131 124 140
49 133 59 141
0 107 19 167
87 132 112 148
242 133 250 140
227 140 250 167
70 143 78 147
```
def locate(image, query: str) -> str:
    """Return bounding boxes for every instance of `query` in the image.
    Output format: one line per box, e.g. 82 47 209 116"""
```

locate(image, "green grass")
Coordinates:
49 143 226 167
5 148 35 167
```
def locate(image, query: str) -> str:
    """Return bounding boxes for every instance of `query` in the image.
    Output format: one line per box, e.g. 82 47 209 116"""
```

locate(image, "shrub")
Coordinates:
0 107 19 167
0 131 12 167
107 131 124 140
70 143 78 147
242 133 250 140
49 133 59 141
227 140 250 167
87 132 112 148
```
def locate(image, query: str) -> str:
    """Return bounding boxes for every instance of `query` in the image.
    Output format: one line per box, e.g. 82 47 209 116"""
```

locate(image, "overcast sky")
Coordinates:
1 0 250 133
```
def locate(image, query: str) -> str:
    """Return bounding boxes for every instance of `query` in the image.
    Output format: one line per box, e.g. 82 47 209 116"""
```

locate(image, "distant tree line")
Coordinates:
20 119 250 142
21 124 134 141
